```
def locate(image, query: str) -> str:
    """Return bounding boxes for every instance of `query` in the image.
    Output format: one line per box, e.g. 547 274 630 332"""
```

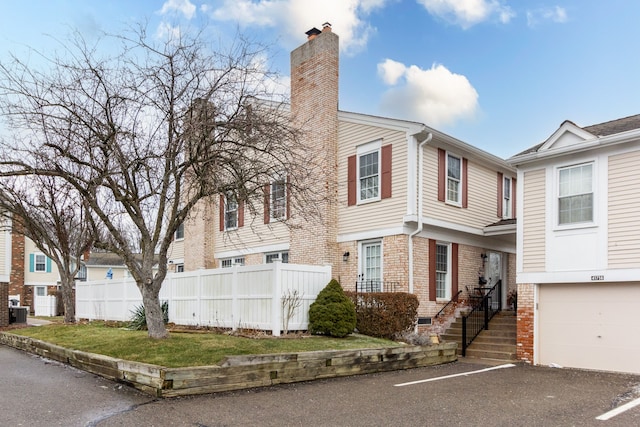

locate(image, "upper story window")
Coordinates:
558 163 593 225
224 194 238 230
503 176 512 219
271 175 287 221
30 253 51 273
359 150 380 202
175 222 184 240
447 154 462 205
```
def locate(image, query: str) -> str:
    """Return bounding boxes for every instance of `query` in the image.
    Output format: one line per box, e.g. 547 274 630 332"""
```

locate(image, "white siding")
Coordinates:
337 121 408 234
522 169 546 272
608 151 640 268
422 144 502 229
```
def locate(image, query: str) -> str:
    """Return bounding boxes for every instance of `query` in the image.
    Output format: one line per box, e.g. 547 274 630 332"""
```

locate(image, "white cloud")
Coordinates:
378 60 479 127
205 0 389 55
527 6 568 28
159 0 197 19
155 21 182 40
416 0 515 29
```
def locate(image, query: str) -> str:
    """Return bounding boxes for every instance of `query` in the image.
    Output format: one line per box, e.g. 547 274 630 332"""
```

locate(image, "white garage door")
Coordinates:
538 282 640 374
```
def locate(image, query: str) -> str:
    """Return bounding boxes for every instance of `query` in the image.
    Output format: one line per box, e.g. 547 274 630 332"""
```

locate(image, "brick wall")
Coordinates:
288 26 340 268
9 223 27 308
0 281 8 327
516 282 534 364
184 198 216 270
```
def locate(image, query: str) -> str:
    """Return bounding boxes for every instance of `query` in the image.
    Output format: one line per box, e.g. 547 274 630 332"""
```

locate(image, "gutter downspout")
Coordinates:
408 131 432 294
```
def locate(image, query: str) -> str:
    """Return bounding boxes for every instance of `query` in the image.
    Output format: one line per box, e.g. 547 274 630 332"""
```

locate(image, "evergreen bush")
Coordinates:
308 279 356 338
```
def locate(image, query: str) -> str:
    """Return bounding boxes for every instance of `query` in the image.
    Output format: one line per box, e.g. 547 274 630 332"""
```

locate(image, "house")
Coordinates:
509 114 640 374
173 24 517 327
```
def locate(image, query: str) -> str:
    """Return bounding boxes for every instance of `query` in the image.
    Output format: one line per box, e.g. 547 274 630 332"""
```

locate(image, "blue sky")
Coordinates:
1 0 639 158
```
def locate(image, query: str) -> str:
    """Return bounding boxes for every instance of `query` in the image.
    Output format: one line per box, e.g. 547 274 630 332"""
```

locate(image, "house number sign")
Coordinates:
590 275 604 281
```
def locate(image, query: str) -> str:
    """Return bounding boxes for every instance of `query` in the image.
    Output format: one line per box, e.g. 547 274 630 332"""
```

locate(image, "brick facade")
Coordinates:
288 25 339 268
9 223 28 309
516 282 534 364
0 281 8 327
184 199 216 271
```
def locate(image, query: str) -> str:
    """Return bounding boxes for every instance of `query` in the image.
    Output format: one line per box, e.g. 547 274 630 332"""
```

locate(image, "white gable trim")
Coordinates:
538 121 594 152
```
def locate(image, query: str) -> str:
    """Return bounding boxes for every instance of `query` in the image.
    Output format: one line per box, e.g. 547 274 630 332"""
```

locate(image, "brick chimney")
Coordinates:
289 23 339 266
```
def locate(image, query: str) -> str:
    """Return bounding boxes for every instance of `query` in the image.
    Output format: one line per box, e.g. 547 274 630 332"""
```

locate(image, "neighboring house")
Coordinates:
509 114 640 374
174 24 517 326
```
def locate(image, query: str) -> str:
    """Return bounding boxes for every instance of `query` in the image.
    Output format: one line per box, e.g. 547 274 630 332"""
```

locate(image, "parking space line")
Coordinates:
394 363 516 387
596 397 640 421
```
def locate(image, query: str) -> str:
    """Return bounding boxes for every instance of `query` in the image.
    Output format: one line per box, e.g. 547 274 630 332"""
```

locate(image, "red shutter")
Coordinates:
437 149 445 202
286 175 291 219
451 243 459 298
219 194 225 231
462 158 468 208
429 239 436 301
497 172 503 218
263 184 270 224
381 144 392 199
238 200 244 228
347 155 356 206
512 178 517 218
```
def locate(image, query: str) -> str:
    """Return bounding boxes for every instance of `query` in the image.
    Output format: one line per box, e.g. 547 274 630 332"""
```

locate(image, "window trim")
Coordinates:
356 140 382 205
503 176 512 219
555 161 596 230
269 173 288 221
446 153 463 206
265 251 289 264
224 194 239 231
220 257 245 268
435 242 452 301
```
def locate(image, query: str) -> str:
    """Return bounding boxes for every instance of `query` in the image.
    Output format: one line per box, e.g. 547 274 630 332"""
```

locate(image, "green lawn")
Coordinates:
10 322 399 368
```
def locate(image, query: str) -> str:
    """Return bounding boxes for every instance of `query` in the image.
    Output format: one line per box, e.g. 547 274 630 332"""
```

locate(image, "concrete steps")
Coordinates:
442 311 517 362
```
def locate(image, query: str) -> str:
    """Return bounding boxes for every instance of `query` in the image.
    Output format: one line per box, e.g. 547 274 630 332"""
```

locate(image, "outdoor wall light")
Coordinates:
343 251 350 262
480 253 488 261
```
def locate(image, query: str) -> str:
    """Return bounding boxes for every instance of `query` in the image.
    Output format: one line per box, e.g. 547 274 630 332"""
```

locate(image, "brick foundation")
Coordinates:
516 282 534 364
0 282 8 327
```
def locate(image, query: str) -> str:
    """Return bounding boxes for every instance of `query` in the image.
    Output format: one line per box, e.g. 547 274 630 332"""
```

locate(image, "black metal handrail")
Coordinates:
434 290 462 319
461 279 502 356
355 280 399 293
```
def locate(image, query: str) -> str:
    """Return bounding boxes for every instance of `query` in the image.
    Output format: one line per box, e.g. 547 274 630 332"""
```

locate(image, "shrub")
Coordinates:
308 279 356 338
345 292 419 340
128 301 169 330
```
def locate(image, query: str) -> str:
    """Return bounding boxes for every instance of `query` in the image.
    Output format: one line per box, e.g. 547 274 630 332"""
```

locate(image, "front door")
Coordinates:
487 252 503 308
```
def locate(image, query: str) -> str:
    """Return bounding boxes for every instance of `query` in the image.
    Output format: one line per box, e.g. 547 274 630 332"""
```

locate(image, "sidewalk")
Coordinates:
27 317 52 326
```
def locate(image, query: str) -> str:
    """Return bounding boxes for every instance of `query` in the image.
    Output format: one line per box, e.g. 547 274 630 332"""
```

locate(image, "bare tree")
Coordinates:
0 26 310 338
0 176 92 323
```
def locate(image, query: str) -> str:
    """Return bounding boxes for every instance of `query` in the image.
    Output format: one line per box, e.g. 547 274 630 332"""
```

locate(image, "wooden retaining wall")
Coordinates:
0 332 457 397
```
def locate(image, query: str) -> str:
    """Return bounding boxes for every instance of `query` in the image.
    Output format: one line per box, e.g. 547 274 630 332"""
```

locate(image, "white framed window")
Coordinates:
270 174 287 221
35 286 46 297
35 254 46 272
175 264 184 273
220 257 245 268
265 251 288 264
446 153 462 205
175 222 184 240
503 176 512 219
357 140 381 203
435 243 451 300
359 240 382 292
558 162 593 225
224 194 239 230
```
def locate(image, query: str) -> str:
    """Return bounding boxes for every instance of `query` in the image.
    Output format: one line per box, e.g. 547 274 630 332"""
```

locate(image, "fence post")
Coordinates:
231 266 238 331
271 261 282 337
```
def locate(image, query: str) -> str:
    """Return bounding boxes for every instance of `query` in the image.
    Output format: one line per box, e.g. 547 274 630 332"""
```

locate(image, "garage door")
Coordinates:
538 282 640 374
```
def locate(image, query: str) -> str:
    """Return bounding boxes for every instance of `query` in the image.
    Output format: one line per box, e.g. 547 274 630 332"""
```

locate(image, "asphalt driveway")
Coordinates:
2 344 639 426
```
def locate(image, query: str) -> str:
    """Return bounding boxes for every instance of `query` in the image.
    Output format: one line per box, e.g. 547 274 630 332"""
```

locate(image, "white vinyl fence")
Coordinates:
34 295 57 317
76 262 331 336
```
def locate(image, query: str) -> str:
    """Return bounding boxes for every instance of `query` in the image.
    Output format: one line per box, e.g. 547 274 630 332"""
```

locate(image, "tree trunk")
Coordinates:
139 279 169 339
60 276 76 323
